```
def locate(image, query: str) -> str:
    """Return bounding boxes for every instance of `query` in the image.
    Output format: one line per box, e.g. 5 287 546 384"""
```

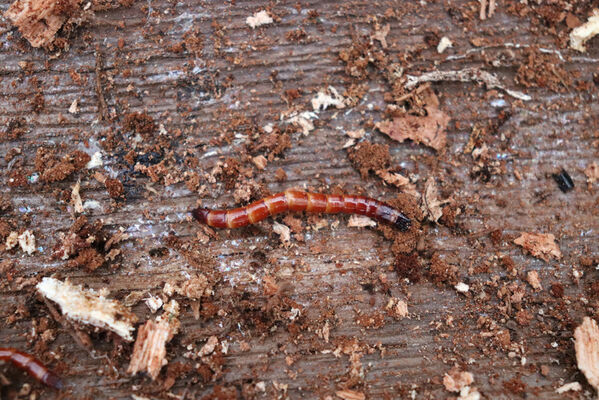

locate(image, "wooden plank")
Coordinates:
1 0 598 398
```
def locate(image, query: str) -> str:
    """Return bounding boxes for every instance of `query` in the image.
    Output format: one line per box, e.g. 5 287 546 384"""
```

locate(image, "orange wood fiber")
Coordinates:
0 348 63 389
192 190 411 231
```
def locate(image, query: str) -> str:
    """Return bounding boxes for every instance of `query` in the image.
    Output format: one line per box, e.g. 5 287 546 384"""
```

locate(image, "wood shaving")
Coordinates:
246 10 273 29
335 389 366 400
144 295 163 313
570 10 599 52
574 317 599 394
127 300 180 380
347 215 377 228
514 232 562 262
421 177 450 223
405 67 531 101
443 368 474 392
311 86 346 111
37 277 138 341
376 94 450 151
17 230 36 255
68 99 79 114
479 0 496 21
526 270 543 291
3 0 81 47
555 382 582 394
375 170 418 196
437 36 453 53
273 221 291 244
71 181 84 213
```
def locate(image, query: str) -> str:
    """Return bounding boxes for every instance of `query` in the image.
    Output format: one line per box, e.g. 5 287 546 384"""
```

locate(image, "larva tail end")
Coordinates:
394 213 411 231
191 208 209 224
43 372 63 389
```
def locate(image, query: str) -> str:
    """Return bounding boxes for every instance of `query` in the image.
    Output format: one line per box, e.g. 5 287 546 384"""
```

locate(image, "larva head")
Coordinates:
191 208 209 224
393 213 411 231
42 372 63 389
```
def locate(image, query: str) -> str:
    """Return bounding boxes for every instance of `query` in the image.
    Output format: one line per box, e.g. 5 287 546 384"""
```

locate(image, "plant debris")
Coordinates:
376 90 450 151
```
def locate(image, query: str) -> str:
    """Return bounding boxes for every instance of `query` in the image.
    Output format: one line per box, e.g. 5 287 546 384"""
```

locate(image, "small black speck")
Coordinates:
552 169 574 193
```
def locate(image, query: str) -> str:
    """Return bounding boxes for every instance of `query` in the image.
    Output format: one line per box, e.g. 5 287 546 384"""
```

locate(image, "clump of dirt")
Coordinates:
35 147 90 183
123 112 157 136
395 253 421 283
52 216 127 271
515 49 572 93
0 118 27 142
347 141 391 179
428 253 458 287
105 178 124 199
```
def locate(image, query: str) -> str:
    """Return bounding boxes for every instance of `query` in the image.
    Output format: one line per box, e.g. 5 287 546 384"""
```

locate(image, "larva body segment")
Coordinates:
0 348 63 389
192 190 411 231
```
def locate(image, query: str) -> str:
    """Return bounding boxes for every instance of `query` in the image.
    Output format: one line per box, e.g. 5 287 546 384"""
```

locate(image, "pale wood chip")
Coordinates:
526 270 543 290
273 221 291 244
514 232 562 262
574 317 599 394
127 300 180 380
252 155 267 170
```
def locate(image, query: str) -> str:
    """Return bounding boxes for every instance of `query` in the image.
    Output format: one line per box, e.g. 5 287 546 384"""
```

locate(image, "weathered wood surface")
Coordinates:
1 0 599 399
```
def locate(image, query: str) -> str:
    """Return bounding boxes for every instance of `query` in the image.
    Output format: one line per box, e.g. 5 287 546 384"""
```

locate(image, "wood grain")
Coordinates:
1 0 598 398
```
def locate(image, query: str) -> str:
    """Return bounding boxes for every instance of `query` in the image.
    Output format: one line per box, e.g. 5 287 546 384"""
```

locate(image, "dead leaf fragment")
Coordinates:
514 232 562 262
376 105 449 151
273 222 291 245
371 24 390 48
421 177 450 223
574 317 599 394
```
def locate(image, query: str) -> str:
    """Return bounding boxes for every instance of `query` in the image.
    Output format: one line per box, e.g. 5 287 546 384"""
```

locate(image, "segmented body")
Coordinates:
192 189 411 231
0 348 63 389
